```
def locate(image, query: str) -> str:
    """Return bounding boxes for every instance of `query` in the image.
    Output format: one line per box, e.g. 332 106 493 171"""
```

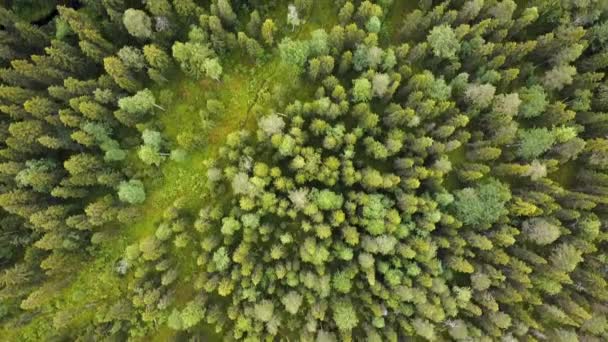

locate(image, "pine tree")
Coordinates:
261 19 277 46
123 9 153 39
104 56 142 92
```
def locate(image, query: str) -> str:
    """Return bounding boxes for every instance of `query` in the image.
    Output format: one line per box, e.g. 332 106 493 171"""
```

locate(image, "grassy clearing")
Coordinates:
136 55 307 234
142 47 319 340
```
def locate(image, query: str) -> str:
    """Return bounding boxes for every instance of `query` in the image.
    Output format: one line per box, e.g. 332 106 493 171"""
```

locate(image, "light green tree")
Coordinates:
543 64 576 90
517 128 556 159
452 178 511 228
118 89 164 114
123 9 152 39
261 19 277 45
279 38 310 68
181 300 205 329
352 78 372 102
172 41 215 80
427 24 460 59
465 83 496 109
522 218 561 245
332 300 358 331
282 291 303 315
203 58 223 81
366 16 381 33
254 300 274 322
118 179 146 204
287 4 301 30
519 85 548 118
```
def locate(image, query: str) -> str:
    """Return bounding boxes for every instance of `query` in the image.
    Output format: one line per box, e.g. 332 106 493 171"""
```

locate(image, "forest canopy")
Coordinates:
1 0 608 341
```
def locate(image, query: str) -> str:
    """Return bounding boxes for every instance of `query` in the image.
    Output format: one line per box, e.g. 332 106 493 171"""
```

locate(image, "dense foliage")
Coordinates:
2 0 608 341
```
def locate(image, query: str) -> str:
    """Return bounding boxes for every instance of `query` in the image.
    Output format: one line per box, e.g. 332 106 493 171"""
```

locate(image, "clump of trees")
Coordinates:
186 0 608 341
